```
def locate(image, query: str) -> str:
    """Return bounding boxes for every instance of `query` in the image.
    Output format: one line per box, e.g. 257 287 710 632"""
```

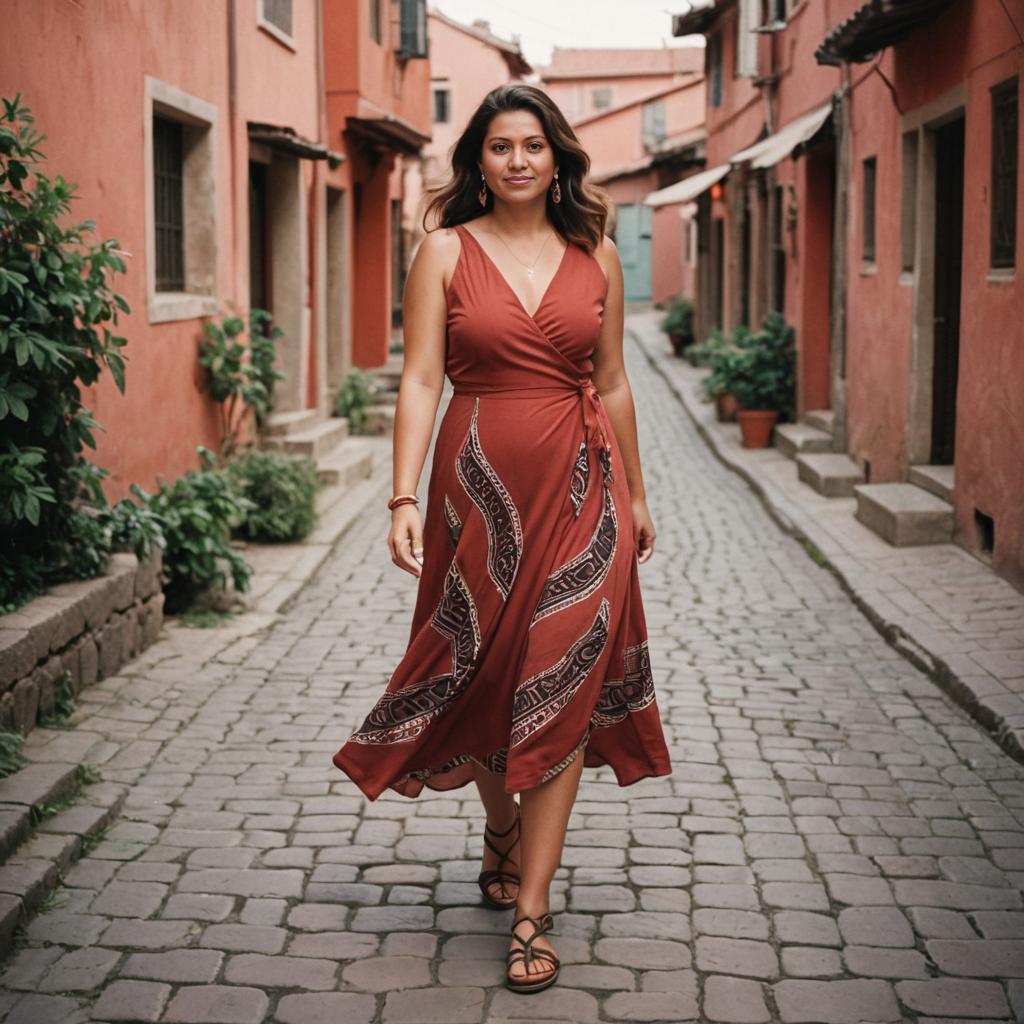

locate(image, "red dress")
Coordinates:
333 222 672 799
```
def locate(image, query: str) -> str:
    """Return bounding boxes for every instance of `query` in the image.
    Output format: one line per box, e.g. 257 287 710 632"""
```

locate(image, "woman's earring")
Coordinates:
478 172 488 208
551 171 561 205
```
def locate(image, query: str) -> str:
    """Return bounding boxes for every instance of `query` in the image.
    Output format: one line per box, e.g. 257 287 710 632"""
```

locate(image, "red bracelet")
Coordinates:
387 494 419 511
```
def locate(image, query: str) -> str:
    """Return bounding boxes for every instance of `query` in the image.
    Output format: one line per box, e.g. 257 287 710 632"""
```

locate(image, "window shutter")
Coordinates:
399 0 428 58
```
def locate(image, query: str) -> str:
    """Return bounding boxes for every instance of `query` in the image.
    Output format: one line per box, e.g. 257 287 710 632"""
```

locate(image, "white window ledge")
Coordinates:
149 293 220 324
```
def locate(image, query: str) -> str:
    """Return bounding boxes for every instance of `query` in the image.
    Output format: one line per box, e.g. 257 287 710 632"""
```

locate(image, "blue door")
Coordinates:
616 203 652 301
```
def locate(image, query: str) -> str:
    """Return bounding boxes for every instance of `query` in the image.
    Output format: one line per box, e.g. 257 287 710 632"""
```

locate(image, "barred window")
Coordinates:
991 77 1018 270
260 0 292 38
862 156 877 264
153 116 184 292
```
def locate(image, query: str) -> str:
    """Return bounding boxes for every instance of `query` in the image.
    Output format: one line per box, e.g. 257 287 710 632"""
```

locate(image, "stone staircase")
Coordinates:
774 410 955 548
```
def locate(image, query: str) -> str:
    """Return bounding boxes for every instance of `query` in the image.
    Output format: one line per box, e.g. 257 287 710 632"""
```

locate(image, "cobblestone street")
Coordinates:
1 327 1022 1024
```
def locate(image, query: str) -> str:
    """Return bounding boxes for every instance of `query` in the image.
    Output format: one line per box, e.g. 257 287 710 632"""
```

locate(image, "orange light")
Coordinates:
710 182 724 201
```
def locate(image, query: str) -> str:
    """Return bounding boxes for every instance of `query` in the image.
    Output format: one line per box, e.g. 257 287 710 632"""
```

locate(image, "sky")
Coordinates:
431 0 705 69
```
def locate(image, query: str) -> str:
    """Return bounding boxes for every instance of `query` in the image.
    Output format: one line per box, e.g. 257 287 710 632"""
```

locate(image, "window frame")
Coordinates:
990 76 1018 271
432 86 450 124
862 155 877 266
708 32 723 109
153 116 185 293
369 0 382 45
592 86 613 111
257 0 295 50
144 77 219 324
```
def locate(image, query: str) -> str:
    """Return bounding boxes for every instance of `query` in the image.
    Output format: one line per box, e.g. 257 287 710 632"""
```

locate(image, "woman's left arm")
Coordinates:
591 235 656 564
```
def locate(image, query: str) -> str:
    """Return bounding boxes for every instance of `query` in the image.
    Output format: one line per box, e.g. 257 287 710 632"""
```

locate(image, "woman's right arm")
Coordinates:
388 228 459 578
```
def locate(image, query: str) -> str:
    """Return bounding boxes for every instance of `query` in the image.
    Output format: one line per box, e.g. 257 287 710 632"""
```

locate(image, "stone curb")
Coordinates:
628 313 1024 766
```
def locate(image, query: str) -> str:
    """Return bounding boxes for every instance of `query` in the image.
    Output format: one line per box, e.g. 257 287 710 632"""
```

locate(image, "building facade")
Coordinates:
1 0 430 500
666 0 1024 589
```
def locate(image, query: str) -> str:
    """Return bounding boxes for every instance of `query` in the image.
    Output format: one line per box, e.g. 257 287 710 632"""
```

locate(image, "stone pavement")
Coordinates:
1 319 1023 1023
627 309 1024 766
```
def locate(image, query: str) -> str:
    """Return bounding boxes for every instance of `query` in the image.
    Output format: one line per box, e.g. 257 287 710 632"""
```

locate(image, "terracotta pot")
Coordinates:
714 392 738 423
738 409 780 448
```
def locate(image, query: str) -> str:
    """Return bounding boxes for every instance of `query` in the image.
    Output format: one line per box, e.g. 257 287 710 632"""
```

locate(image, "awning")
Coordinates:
643 163 729 207
729 101 833 169
816 0 959 66
671 0 728 37
248 123 344 167
346 114 431 155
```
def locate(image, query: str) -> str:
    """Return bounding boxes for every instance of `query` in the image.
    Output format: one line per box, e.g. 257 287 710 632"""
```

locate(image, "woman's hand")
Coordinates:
389 506 424 578
632 495 656 564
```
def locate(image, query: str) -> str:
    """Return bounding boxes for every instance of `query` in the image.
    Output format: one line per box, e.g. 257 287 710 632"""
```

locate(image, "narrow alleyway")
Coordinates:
1 327 1022 1024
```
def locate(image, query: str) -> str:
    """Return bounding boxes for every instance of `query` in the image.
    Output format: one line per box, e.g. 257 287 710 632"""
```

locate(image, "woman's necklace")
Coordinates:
490 228 554 278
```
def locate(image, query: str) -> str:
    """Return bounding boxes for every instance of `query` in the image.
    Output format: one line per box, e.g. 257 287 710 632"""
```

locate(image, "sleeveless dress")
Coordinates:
332 222 672 799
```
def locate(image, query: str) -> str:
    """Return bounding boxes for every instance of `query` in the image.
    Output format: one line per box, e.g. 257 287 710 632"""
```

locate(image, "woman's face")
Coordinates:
479 109 558 207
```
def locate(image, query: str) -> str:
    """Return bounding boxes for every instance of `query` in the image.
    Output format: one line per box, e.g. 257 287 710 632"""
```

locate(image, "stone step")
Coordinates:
802 409 835 436
0 763 81 864
796 453 865 497
264 416 350 458
262 409 321 438
908 463 955 504
316 439 377 488
774 422 833 460
363 403 397 436
855 482 954 546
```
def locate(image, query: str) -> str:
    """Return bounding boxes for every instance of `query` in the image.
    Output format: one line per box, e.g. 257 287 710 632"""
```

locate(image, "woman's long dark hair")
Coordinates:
423 83 611 253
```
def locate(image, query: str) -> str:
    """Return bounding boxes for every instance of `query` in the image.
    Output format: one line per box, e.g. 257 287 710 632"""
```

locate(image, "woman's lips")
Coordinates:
505 177 533 185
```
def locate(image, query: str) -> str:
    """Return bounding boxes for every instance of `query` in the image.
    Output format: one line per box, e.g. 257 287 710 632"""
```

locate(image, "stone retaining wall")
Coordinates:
0 553 164 735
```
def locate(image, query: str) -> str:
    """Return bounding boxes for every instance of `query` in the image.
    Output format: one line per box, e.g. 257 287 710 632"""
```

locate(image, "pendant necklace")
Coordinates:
490 228 554 278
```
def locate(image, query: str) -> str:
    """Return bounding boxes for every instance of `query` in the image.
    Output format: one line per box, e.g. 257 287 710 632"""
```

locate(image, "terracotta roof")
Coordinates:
538 46 704 80
815 0 959 65
428 8 532 76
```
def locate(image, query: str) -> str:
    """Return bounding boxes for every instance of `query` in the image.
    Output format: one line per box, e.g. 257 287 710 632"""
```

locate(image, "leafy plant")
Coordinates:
136 447 253 613
198 309 284 455
0 94 129 611
0 729 26 777
687 327 732 369
101 490 166 560
226 450 319 543
659 295 695 353
713 313 796 417
333 369 382 435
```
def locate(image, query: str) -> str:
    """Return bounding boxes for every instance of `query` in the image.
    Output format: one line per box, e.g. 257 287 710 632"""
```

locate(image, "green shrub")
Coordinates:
333 369 381 434
659 294 695 348
134 448 253 613
100 490 166 560
709 313 796 417
687 327 732 369
198 309 285 455
226 450 319 543
0 94 129 611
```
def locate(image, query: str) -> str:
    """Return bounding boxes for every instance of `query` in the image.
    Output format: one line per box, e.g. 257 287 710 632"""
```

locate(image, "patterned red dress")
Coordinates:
333 222 672 799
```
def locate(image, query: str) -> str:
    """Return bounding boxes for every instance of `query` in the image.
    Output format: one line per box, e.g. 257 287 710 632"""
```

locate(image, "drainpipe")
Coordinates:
227 0 238 302
830 60 851 453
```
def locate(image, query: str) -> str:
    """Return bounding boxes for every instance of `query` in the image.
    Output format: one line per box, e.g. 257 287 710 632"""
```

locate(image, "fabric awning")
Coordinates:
248 123 344 166
671 1 726 37
816 0 959 66
729 102 833 169
643 163 729 208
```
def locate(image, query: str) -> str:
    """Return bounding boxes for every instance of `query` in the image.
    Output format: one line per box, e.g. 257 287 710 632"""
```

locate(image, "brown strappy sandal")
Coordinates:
505 912 560 993
477 804 521 909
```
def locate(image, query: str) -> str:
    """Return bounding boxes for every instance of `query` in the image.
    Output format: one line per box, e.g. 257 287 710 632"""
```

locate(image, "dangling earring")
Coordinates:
551 171 561 205
478 171 488 207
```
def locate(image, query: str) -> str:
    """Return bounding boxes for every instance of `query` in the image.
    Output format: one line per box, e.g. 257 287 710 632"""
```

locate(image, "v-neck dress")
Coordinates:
332 222 672 799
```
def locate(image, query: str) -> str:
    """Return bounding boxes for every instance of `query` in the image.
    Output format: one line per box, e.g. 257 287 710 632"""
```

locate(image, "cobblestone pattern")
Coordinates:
0 330 1022 1022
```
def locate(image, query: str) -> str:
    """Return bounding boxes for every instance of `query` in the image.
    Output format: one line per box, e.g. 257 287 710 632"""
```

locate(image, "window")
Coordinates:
736 0 759 78
258 0 293 43
862 156 877 263
592 86 613 110
761 0 787 24
708 33 723 108
900 131 918 272
991 77 1018 270
642 101 667 150
153 117 184 293
771 185 785 312
397 0 427 58
369 0 382 44
433 87 450 124
145 77 218 322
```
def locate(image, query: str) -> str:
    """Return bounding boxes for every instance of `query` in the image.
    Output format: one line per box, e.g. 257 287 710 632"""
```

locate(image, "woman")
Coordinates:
333 83 672 994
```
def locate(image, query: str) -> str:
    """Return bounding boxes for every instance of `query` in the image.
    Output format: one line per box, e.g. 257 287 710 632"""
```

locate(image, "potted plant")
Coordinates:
703 343 742 422
726 312 796 448
658 295 695 355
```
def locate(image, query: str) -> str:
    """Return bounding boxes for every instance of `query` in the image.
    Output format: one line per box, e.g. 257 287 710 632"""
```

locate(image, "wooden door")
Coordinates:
617 203 653 302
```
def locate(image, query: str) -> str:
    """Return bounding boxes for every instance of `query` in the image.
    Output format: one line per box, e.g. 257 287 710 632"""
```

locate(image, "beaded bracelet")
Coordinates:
387 494 419 511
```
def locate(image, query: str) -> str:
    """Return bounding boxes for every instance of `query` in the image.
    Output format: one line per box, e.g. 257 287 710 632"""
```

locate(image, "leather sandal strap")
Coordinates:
484 804 520 839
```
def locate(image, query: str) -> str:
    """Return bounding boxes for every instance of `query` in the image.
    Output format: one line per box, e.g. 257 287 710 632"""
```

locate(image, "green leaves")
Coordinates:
333 368 382 435
0 94 131 611
705 313 796 417
226 450 319 542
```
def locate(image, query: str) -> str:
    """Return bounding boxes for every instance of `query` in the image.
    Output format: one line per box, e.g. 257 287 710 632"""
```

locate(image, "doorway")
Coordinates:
616 203 653 302
930 114 964 465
